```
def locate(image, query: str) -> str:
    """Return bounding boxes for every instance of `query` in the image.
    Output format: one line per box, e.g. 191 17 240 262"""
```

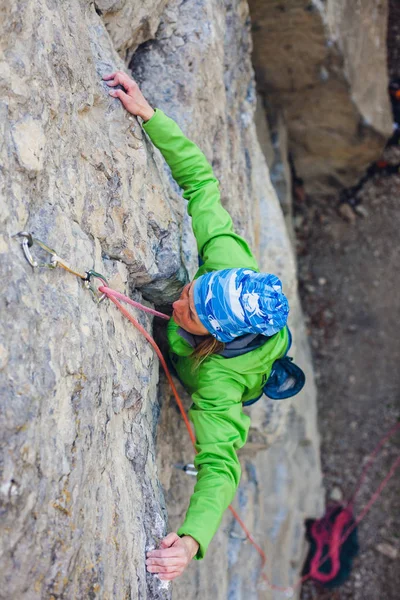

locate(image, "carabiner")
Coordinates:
173 463 198 477
13 231 58 269
14 231 89 280
85 270 109 303
14 232 109 303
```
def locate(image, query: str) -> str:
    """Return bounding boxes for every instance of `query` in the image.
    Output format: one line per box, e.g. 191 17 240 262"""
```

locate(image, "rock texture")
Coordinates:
0 1 322 599
249 0 393 196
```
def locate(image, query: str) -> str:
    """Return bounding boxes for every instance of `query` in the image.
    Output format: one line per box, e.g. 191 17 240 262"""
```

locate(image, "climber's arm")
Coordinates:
142 109 259 271
102 71 258 271
147 371 249 575
176 376 250 559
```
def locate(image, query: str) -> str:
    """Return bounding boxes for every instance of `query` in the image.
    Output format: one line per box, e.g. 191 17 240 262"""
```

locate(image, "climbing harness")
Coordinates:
14 232 400 596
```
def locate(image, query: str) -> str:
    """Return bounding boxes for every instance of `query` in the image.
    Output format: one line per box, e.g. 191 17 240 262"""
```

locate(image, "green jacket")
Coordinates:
143 110 289 559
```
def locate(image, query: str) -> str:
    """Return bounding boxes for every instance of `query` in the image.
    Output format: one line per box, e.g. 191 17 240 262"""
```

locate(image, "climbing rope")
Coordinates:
14 232 400 596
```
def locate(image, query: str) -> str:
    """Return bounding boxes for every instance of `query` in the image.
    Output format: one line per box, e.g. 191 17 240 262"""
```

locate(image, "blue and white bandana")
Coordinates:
193 268 289 343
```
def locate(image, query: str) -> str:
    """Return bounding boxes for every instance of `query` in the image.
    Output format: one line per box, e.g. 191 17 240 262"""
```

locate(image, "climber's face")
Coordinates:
172 282 209 335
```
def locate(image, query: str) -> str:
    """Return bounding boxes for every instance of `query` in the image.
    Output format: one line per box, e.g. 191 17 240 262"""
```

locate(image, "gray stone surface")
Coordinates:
254 95 295 246
94 0 169 60
1 1 322 599
249 0 392 196
0 2 178 599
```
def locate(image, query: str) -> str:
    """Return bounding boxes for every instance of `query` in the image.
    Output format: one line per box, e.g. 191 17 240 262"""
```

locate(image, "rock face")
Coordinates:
0 1 322 599
249 0 393 196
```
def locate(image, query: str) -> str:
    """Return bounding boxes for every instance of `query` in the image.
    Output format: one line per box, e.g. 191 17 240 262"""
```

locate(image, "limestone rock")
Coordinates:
11 117 47 172
95 0 169 61
0 2 181 598
0 1 322 599
254 94 295 244
249 0 393 196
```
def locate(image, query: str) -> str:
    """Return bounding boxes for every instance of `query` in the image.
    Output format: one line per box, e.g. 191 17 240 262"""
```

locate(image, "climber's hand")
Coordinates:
146 533 199 581
102 71 154 121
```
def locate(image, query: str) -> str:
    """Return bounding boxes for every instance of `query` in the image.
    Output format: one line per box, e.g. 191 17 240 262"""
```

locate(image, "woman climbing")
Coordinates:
102 71 303 581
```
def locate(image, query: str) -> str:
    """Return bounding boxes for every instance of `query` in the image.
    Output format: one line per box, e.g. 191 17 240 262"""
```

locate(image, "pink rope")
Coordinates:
99 286 195 443
345 421 400 509
297 454 400 591
100 286 169 320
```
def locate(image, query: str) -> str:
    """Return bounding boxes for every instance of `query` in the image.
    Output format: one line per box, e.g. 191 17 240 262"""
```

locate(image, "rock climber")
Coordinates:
102 71 304 581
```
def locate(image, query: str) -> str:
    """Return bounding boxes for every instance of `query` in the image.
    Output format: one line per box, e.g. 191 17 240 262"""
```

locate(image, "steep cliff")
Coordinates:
1 1 322 599
249 0 393 196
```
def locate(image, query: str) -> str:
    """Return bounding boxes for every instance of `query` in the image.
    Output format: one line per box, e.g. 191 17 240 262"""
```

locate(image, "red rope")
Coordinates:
345 421 400 509
103 290 195 444
99 285 400 595
100 286 170 321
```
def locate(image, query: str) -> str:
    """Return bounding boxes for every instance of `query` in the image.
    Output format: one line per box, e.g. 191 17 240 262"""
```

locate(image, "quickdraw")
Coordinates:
13 231 108 302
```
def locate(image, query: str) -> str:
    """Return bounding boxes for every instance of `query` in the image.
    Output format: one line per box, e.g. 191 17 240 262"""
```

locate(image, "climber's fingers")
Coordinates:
146 556 186 580
146 547 182 558
102 71 154 119
103 75 136 91
104 79 120 87
146 556 186 568
108 88 131 107
146 534 193 580
160 532 180 548
146 541 189 578
102 71 137 94
147 562 185 573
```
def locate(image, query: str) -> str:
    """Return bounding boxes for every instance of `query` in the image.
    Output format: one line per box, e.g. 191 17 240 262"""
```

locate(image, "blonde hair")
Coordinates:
191 335 225 368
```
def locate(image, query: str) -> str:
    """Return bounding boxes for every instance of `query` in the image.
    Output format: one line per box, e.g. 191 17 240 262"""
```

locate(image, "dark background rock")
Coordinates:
299 3 400 598
249 0 392 196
